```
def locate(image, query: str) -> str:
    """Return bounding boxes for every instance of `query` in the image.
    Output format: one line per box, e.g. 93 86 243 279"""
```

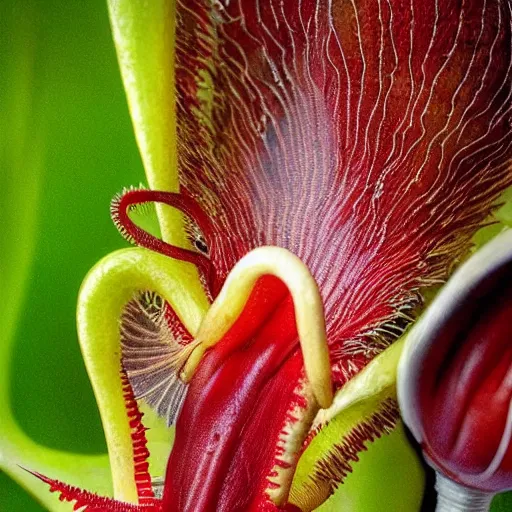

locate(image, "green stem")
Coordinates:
76 247 209 502
107 0 182 246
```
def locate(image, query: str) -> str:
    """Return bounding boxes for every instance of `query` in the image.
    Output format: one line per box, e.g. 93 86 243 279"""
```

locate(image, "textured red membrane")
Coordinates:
162 276 306 511
420 271 512 491
176 0 512 387
120 370 155 504
26 470 161 512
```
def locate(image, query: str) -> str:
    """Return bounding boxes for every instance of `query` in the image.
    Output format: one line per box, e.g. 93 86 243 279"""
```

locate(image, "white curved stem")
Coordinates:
435 473 493 512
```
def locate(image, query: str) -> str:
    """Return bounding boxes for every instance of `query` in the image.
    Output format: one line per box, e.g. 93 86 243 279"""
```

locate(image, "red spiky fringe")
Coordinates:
289 398 399 511
25 469 161 511
315 398 399 490
27 371 163 511
120 369 156 504
110 188 217 294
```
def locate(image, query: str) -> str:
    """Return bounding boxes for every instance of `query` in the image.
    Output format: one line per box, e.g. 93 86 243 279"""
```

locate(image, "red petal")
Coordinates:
162 276 311 510
421 269 512 491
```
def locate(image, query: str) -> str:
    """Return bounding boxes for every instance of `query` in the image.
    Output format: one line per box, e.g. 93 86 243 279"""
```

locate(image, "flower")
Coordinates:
398 229 512 502
2 0 512 511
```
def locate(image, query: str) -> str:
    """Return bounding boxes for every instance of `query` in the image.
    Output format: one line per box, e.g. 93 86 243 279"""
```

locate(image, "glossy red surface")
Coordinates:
163 277 307 511
421 273 512 492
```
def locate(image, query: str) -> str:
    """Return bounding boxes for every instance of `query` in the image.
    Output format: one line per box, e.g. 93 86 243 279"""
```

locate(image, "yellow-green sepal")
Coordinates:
77 247 209 502
290 338 424 511
108 0 187 248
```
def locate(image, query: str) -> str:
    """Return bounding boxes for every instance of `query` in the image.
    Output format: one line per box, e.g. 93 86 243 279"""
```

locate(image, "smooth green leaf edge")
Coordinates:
107 0 188 249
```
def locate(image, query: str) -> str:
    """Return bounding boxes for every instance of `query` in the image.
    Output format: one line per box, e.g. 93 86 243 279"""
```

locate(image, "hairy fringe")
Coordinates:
25 469 161 512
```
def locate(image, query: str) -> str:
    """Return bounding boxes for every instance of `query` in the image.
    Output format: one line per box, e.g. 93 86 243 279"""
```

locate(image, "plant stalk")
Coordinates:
435 473 493 512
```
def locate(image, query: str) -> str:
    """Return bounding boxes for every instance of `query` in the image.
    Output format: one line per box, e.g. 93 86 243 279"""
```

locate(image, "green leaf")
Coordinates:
317 423 424 512
291 338 425 511
0 4 112 510
492 492 512 512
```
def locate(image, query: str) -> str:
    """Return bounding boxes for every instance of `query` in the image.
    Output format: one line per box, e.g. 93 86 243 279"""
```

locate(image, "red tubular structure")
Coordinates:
110 189 218 295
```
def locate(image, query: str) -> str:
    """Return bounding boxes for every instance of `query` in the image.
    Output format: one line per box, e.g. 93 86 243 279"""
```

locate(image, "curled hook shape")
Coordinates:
181 246 333 409
110 188 217 292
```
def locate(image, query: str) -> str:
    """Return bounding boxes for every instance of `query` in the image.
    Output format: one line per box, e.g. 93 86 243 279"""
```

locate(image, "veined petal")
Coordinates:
165 1 512 508
175 0 512 376
143 1 512 509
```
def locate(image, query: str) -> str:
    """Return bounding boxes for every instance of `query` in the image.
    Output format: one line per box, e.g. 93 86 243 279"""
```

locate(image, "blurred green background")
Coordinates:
1 1 511 511
1 1 143 509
